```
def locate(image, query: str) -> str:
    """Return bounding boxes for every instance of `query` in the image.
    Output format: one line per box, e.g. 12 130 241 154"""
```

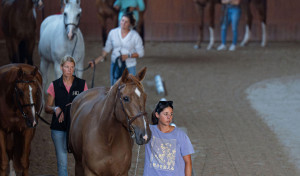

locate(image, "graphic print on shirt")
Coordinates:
150 136 176 171
72 91 79 96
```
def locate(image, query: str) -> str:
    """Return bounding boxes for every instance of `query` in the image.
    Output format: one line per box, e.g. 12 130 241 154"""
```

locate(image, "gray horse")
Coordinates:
38 0 84 90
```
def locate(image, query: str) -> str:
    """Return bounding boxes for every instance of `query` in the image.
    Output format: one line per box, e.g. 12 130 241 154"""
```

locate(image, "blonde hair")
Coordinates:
60 55 76 67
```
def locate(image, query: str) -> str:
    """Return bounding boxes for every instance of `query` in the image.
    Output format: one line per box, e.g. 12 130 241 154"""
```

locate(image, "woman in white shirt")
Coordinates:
90 12 144 86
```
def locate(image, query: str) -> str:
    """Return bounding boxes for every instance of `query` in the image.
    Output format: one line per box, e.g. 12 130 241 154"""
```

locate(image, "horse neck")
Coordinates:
15 0 34 11
97 83 128 134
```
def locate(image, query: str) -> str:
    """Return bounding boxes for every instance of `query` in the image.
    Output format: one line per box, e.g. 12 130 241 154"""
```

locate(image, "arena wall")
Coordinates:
0 0 299 42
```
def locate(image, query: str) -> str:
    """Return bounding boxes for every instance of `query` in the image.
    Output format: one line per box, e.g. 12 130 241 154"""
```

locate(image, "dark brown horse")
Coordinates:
95 0 119 46
0 64 43 176
95 0 147 46
193 0 267 50
1 0 43 65
69 67 151 175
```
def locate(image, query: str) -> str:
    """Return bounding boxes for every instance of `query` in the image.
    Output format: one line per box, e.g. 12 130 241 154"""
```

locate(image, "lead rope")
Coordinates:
134 145 141 176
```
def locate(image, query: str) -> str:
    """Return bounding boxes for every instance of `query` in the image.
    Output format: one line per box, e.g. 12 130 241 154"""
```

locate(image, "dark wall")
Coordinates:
1 0 299 42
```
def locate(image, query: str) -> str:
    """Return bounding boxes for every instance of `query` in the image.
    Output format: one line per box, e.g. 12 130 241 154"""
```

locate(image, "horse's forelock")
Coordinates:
126 75 144 90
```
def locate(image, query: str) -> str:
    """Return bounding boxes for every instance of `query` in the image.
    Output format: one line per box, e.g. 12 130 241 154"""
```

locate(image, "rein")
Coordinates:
117 83 147 134
14 80 38 127
67 28 95 88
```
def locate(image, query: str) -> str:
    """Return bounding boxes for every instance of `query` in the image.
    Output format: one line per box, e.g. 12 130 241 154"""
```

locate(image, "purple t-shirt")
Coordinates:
143 125 194 176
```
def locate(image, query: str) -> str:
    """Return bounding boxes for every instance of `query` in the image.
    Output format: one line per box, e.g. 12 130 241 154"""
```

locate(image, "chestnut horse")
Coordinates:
69 67 151 175
0 64 43 176
95 0 147 45
1 0 43 65
193 0 267 50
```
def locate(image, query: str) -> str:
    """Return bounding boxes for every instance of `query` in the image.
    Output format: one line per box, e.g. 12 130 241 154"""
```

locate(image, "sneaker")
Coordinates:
217 44 226 51
229 44 236 51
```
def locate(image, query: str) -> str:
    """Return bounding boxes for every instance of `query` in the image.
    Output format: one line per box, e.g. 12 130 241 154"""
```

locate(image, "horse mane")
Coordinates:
2 0 14 5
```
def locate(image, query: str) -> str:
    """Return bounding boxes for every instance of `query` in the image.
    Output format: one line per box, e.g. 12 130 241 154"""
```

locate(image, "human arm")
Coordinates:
183 154 192 176
84 82 88 91
88 50 109 67
121 52 139 61
89 30 114 67
127 0 145 12
113 0 121 10
45 94 64 123
137 0 145 12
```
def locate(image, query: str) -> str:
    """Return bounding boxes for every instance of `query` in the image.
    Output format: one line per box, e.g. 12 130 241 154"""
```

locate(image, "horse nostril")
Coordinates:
143 134 148 141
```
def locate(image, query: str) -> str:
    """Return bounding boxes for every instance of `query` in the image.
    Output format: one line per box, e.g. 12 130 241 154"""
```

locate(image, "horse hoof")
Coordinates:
193 44 200 49
206 45 213 50
240 42 246 47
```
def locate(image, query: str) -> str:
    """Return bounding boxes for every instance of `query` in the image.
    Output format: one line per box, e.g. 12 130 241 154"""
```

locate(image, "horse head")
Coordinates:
14 66 43 128
63 0 82 40
114 67 152 145
33 0 44 10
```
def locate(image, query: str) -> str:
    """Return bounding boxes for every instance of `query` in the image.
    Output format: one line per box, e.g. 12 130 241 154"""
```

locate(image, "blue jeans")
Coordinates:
221 5 241 45
110 62 136 86
51 130 68 176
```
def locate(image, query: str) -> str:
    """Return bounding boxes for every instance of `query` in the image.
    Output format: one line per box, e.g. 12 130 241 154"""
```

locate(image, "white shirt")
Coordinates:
103 27 144 68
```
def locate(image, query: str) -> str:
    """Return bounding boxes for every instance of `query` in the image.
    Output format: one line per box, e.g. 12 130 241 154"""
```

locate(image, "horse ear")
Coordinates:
17 68 23 79
31 66 39 77
121 68 129 82
136 67 147 81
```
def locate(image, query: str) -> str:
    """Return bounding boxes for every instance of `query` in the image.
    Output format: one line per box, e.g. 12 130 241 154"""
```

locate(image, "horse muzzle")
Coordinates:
134 127 152 145
66 24 77 40
25 118 38 128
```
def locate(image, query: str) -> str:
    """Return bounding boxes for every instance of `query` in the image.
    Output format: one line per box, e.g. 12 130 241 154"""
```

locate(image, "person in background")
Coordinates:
217 0 241 51
143 101 194 176
45 56 88 176
113 0 145 26
89 12 144 86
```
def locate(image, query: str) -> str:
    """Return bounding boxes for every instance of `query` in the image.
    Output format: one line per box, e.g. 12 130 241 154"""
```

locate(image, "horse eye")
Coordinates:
19 91 24 97
64 13 67 17
123 96 130 102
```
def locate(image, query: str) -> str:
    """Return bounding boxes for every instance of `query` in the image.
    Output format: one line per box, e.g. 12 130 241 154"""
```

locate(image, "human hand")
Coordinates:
114 5 120 10
58 113 64 123
129 6 136 12
55 107 65 123
121 55 128 61
88 60 95 68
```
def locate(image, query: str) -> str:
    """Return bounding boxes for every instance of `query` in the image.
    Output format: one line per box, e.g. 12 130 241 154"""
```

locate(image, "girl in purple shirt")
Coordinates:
143 101 194 176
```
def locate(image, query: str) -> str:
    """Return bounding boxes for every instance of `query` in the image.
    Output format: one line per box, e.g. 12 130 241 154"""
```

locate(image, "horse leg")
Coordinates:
0 130 9 176
54 62 63 79
74 160 84 176
12 39 21 63
97 15 107 46
240 0 252 46
75 60 83 78
40 58 50 94
5 38 20 63
206 0 217 50
136 11 145 45
193 2 205 49
19 129 34 176
5 38 14 63
24 39 35 65
6 133 16 176
254 0 267 47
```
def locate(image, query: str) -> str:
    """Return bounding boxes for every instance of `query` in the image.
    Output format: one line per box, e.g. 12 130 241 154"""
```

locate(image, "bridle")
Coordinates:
117 83 147 134
14 80 41 127
63 7 81 30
